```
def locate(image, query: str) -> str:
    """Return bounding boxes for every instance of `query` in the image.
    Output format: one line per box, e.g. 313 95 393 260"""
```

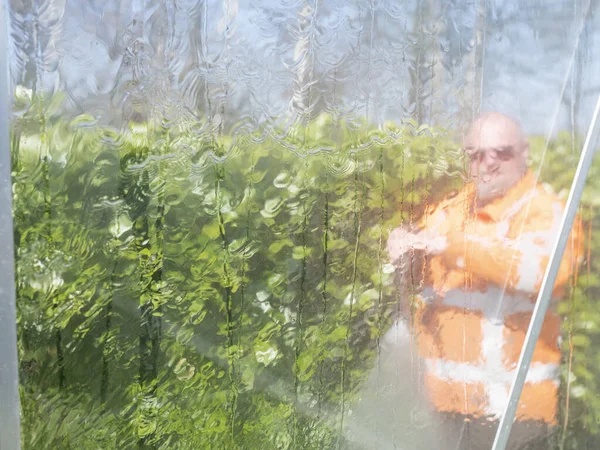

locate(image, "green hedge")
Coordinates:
11 97 600 448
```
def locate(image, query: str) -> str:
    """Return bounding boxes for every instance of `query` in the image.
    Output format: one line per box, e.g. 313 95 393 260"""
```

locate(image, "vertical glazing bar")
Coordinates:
491 94 600 450
0 0 21 449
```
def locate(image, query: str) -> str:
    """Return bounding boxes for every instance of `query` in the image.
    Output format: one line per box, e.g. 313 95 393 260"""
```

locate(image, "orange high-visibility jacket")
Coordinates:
412 170 583 424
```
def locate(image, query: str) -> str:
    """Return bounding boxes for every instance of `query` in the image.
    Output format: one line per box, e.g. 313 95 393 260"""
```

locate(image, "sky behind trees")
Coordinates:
7 0 600 136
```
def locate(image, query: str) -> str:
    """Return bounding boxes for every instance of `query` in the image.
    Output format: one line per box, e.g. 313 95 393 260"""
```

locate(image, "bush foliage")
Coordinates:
11 94 600 449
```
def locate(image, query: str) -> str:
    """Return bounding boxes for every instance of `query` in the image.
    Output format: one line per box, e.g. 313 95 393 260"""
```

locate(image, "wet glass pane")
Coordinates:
5 0 600 449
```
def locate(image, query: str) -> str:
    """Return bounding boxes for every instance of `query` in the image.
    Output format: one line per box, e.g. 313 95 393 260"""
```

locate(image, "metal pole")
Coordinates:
491 93 600 450
0 0 22 449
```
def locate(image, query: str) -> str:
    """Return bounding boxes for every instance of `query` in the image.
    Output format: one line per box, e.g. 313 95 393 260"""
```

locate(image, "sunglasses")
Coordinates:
464 145 516 163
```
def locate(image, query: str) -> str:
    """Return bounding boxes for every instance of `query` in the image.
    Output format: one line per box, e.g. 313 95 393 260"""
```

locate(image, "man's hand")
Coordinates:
386 226 417 264
386 226 447 264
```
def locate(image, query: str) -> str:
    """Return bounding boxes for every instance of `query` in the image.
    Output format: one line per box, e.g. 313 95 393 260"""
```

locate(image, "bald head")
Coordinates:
465 112 527 151
464 112 529 204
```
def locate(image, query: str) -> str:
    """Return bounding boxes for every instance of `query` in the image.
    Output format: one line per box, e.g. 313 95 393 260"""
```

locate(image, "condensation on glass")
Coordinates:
3 0 600 449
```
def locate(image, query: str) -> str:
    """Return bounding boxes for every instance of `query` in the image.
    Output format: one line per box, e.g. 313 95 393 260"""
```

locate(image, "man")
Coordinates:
384 112 583 449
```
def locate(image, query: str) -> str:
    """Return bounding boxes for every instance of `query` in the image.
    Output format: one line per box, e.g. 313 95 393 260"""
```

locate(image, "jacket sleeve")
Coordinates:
441 201 584 295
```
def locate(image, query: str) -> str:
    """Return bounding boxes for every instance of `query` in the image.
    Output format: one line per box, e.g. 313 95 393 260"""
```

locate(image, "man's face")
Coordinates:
464 118 529 203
